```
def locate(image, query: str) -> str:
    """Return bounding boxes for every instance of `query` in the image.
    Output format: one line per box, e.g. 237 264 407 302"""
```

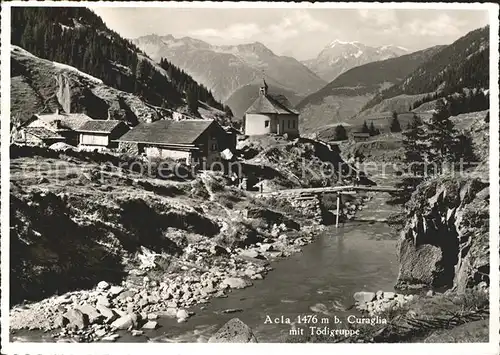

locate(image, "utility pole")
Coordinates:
335 193 341 228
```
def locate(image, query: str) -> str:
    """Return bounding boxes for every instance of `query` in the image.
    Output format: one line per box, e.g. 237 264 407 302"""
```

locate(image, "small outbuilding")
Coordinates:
76 120 129 150
351 132 371 142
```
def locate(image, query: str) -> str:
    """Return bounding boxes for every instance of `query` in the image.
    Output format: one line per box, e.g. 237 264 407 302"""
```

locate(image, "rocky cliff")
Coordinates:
11 46 164 127
395 177 489 292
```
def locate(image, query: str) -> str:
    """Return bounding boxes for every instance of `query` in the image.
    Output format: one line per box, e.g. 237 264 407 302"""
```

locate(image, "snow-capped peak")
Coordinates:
378 44 409 52
329 39 360 48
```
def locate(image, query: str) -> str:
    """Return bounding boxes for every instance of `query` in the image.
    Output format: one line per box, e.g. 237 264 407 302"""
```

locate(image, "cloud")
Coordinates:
358 9 398 28
189 10 329 43
268 11 328 40
406 14 464 37
190 22 261 40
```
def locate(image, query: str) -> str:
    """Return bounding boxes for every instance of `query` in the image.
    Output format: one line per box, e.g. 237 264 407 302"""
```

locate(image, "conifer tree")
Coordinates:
334 125 348 141
389 112 402 132
395 120 429 203
426 98 456 169
361 121 370 134
368 122 377 136
186 87 199 114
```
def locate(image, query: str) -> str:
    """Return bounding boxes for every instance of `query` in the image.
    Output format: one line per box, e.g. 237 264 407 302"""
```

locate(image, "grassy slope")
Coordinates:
361 26 489 112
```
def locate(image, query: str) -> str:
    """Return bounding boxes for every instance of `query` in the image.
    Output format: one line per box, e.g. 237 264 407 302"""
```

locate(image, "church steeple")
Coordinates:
259 72 268 96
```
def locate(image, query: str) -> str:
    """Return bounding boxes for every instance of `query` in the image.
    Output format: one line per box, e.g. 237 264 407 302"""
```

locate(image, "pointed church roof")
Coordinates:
261 78 268 90
245 93 298 115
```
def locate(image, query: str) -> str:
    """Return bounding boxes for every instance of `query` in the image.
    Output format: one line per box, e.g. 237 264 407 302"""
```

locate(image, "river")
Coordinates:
11 221 399 343
128 221 398 342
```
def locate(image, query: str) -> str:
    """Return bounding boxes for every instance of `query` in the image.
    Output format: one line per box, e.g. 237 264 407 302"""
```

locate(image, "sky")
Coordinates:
92 7 489 60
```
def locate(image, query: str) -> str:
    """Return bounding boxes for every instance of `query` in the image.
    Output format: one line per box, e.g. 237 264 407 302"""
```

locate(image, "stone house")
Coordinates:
24 110 92 146
18 127 66 147
244 79 299 136
115 119 232 166
76 120 129 150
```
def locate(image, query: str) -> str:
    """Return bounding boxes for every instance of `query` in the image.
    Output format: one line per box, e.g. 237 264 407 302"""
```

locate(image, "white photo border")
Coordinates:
1 2 499 354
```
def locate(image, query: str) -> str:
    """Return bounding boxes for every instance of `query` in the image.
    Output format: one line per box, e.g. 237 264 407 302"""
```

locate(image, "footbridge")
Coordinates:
255 184 403 228
255 184 402 198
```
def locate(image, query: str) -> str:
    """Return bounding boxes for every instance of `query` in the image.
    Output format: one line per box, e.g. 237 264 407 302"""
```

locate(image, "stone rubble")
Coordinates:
10 220 326 342
353 290 418 316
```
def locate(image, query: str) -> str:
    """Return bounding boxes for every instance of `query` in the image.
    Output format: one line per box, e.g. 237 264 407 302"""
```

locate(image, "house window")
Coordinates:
292 120 296 129
265 120 270 128
288 120 291 129
211 143 218 151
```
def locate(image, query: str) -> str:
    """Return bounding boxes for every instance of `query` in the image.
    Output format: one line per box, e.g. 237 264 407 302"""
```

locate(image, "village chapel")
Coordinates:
244 79 299 136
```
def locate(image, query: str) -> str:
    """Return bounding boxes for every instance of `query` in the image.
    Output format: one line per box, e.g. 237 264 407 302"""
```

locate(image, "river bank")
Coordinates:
11 221 401 343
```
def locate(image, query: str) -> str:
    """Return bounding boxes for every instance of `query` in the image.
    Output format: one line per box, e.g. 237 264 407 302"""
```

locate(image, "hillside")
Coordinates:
132 34 326 102
297 46 443 134
303 40 409 82
225 80 303 120
11 46 165 126
362 26 489 112
10 7 227 119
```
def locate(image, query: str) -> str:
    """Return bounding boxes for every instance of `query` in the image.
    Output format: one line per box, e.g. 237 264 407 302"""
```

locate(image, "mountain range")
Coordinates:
132 34 326 102
297 45 444 133
299 25 489 135
302 40 409 82
362 26 489 113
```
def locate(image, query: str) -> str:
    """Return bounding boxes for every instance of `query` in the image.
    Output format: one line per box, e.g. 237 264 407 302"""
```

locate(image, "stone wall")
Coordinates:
288 195 324 225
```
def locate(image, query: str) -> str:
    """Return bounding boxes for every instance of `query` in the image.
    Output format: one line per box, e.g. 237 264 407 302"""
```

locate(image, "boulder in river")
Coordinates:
141 320 158 330
63 309 88 330
309 303 330 315
96 295 111 307
353 291 376 303
176 309 189 321
110 313 139 330
109 286 124 297
222 277 252 290
221 308 243 314
96 304 116 322
97 281 110 291
75 304 102 324
208 318 258 343
239 249 260 259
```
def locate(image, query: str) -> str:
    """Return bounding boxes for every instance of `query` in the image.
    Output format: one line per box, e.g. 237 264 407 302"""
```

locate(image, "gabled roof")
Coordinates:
116 119 216 145
24 127 65 140
245 94 298 115
77 120 126 133
31 112 92 130
222 126 242 135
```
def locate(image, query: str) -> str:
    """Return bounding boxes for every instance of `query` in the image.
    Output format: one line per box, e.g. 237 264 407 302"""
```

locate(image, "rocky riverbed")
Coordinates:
10 222 326 342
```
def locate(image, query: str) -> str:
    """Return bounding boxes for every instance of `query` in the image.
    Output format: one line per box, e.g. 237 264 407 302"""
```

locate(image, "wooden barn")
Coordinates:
76 120 129 150
116 119 232 166
351 132 371 142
